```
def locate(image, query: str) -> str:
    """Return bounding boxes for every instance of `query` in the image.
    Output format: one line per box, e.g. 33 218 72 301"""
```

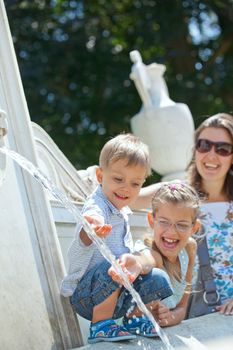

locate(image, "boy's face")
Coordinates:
96 158 147 210
148 203 200 263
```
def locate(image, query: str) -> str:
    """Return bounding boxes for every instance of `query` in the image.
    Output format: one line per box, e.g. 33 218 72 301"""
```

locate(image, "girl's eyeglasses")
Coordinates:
154 219 193 233
196 139 233 157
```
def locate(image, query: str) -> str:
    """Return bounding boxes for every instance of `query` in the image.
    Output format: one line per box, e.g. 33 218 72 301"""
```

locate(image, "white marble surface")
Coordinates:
75 312 233 350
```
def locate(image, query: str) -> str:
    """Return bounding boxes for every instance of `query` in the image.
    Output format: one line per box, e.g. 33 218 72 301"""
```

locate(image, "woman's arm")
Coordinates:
130 183 162 210
131 181 176 210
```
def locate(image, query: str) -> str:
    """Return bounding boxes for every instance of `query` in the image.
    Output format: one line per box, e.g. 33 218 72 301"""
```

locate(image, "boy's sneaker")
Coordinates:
123 316 158 338
88 318 136 343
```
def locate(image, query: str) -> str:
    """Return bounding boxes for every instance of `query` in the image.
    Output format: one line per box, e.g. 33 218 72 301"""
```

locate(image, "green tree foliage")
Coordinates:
4 0 233 182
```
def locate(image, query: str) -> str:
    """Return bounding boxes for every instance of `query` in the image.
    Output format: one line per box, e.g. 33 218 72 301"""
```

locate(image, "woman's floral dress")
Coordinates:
200 202 233 302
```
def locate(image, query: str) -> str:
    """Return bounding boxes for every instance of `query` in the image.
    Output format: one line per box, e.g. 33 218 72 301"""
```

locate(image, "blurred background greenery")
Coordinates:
4 0 233 183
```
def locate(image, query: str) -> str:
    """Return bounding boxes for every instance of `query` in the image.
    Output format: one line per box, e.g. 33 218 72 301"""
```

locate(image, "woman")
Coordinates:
133 112 233 316
188 112 233 315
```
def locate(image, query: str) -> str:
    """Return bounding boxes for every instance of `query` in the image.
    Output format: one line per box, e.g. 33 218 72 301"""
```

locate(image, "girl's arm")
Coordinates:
153 238 197 327
134 248 164 273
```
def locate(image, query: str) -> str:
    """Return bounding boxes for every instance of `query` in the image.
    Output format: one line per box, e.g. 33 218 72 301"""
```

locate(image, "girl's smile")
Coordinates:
149 203 198 262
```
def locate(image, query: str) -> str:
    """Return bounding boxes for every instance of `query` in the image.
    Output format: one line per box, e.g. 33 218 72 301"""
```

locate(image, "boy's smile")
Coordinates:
96 158 147 210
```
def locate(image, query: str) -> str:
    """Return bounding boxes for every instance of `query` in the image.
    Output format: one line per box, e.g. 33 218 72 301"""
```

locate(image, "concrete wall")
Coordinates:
0 1 82 348
0 142 56 349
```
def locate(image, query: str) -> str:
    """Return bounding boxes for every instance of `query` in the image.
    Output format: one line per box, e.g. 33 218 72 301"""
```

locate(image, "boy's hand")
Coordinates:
84 215 112 238
108 253 142 284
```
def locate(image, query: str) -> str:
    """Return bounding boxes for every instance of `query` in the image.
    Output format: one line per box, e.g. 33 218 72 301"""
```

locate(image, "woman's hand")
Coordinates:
108 253 142 285
216 299 233 315
84 215 112 238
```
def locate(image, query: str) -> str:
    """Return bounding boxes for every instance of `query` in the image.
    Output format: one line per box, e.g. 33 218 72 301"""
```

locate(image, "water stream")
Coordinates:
0 147 176 349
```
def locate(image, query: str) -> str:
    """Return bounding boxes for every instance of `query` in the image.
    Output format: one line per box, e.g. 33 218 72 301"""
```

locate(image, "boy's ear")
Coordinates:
147 212 154 228
96 167 103 184
191 219 201 236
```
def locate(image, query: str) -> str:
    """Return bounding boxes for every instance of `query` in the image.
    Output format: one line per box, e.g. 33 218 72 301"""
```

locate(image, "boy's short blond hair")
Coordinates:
99 133 151 177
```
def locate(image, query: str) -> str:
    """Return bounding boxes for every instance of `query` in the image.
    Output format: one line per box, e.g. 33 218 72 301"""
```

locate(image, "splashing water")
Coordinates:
0 147 174 350
176 336 208 350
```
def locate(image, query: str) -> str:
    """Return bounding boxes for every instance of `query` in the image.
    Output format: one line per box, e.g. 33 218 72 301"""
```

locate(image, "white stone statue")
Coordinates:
129 50 153 108
130 50 194 180
130 50 174 109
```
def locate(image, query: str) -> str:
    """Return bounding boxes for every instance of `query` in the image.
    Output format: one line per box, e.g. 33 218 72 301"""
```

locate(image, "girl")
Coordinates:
110 181 201 328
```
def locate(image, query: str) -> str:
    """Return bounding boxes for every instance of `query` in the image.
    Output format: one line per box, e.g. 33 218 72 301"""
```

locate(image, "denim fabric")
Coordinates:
70 260 173 321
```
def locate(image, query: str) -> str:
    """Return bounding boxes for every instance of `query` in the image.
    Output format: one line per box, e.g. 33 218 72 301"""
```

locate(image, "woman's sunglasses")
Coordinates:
196 139 233 157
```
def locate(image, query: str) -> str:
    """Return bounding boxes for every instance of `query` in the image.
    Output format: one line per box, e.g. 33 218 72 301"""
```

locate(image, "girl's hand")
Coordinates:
108 253 142 285
84 215 112 238
216 299 233 315
152 301 175 327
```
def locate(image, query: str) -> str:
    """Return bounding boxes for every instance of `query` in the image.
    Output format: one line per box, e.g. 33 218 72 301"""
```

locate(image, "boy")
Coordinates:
61 133 172 343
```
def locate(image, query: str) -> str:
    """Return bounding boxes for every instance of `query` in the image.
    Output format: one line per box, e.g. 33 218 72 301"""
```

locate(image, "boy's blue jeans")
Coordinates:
70 260 173 321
